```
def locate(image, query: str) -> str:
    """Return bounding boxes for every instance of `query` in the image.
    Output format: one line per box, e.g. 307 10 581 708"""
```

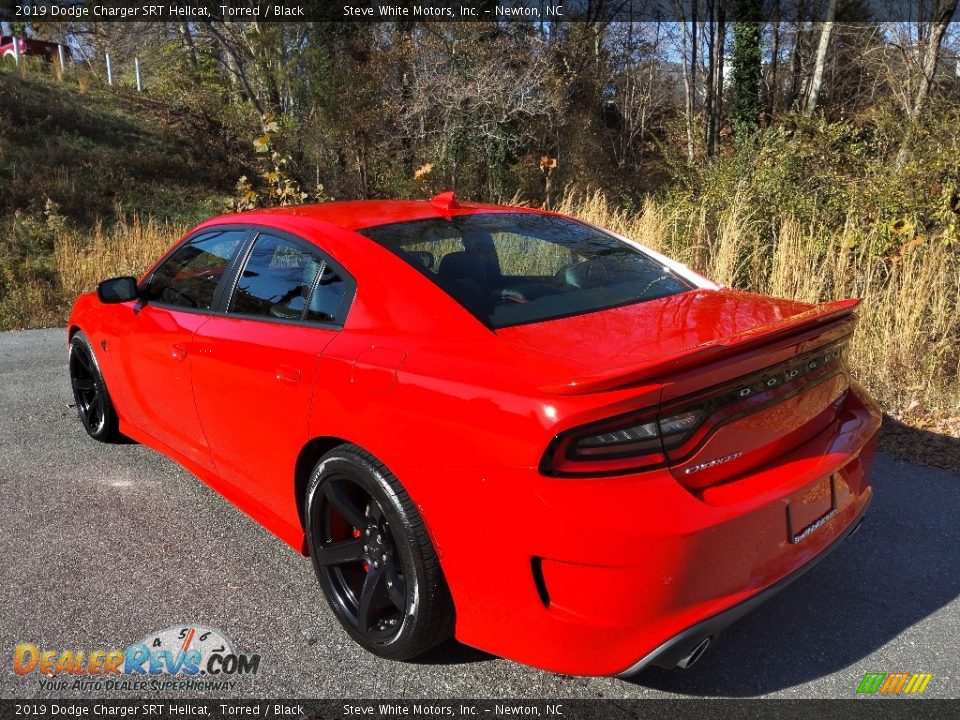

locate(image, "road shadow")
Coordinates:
881 415 960 475
410 638 495 666
625 447 959 696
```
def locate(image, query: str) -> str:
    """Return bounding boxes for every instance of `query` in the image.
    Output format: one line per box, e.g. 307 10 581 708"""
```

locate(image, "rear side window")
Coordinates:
146 230 246 309
359 213 691 328
305 263 349 323
228 233 350 325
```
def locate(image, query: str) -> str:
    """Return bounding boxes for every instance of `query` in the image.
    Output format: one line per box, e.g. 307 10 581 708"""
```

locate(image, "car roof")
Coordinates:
199 196 547 233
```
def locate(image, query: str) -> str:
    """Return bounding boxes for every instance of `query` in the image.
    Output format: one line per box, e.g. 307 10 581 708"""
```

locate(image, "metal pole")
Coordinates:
134 57 141 92
58 44 66 76
12 36 19 67
105 53 113 86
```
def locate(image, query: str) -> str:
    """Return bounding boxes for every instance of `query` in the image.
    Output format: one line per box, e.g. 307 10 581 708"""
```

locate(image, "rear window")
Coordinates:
358 213 691 329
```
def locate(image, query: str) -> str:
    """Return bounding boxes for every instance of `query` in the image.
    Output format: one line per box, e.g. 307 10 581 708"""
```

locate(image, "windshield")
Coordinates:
359 212 692 329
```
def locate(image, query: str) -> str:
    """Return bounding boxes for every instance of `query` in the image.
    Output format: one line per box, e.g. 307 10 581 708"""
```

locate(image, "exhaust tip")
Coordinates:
676 636 712 670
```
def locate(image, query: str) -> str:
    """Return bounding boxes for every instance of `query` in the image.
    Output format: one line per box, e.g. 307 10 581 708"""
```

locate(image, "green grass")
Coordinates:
0 63 238 224
0 63 242 328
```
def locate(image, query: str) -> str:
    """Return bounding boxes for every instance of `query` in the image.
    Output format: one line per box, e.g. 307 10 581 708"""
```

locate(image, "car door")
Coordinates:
189 229 355 522
110 227 250 471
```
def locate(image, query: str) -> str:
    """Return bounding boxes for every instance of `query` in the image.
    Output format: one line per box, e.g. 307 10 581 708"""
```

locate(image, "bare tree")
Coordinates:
706 1 727 157
178 21 199 69
909 0 959 119
786 19 812 111
203 21 266 114
804 0 837 115
765 1 781 119
676 1 699 162
602 23 671 171
402 26 564 200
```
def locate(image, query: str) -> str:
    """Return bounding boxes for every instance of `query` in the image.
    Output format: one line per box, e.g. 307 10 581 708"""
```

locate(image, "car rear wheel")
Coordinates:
69 331 121 442
305 445 454 660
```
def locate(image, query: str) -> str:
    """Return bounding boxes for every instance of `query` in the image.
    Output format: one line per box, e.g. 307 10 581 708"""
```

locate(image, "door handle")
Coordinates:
275 365 302 383
171 343 188 362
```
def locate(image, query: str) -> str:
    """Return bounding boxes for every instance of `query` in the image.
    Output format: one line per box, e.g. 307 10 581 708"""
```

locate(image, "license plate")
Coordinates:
787 474 837 544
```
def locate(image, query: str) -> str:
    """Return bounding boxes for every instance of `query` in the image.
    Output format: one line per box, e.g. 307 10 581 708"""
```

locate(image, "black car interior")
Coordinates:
360 213 692 328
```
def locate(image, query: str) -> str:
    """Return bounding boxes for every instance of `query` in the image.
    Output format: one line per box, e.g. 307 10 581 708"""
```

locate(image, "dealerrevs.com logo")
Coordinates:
13 625 260 692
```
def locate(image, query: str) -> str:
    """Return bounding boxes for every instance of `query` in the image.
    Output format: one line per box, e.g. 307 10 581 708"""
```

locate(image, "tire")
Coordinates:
305 444 454 660
69 331 121 442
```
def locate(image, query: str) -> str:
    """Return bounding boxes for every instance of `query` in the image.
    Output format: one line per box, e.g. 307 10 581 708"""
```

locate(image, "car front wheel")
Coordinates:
305 445 454 660
69 331 121 442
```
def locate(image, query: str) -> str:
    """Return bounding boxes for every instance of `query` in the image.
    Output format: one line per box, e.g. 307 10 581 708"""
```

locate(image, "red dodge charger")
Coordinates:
67 193 880 676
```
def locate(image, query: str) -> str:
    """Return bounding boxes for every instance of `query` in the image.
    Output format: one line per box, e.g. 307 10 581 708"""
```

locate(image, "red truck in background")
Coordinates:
1 35 68 62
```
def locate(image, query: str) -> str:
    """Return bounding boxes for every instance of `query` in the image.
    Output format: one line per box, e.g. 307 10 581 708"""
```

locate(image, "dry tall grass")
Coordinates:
49 196 959 420
54 215 184 302
558 191 960 418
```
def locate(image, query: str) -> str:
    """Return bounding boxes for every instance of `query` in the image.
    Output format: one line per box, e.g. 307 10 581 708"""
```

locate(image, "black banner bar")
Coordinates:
0 700 959 720
1 0 959 23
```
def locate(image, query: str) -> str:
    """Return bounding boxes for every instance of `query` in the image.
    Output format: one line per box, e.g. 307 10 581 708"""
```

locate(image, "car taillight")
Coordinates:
541 338 850 478
572 420 658 456
541 408 667 477
658 408 708 446
541 407 709 477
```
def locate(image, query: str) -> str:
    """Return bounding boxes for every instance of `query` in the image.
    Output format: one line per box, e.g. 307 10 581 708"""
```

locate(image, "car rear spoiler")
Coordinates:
541 298 860 395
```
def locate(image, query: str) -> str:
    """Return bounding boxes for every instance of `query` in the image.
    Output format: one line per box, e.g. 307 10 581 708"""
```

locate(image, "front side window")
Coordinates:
228 233 350 325
146 229 246 309
359 213 692 328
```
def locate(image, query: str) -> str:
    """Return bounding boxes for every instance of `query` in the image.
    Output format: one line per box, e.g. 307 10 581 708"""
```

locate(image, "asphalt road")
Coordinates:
1 327 958 700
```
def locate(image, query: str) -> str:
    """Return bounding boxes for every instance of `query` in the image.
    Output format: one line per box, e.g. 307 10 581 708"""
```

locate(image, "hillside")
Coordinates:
0 64 244 328
0 66 240 224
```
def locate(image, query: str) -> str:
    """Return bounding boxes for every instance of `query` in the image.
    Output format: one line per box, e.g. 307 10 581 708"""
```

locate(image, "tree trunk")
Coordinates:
204 22 265 115
714 11 725 152
178 22 199 69
708 4 726 158
786 13 809 111
704 2 715 154
542 167 554 210
896 0 958 168
804 0 837 115
679 2 698 163
765 1 780 120
910 0 958 119
690 3 698 161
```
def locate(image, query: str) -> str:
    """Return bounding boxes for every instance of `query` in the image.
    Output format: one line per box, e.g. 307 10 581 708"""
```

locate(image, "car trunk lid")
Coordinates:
498 289 855 395
499 289 858 487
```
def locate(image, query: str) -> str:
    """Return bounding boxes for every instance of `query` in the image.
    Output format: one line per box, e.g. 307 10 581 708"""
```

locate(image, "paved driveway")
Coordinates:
1 328 957 699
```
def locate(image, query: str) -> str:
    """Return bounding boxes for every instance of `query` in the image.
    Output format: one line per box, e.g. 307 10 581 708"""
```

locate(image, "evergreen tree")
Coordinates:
730 0 764 136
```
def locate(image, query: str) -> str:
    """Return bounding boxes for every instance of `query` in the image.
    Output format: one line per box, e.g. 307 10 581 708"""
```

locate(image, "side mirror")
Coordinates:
97 276 139 304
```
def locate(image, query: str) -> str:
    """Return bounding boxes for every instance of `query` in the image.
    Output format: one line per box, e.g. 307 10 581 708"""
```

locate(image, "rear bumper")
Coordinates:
402 382 882 677
616 490 872 676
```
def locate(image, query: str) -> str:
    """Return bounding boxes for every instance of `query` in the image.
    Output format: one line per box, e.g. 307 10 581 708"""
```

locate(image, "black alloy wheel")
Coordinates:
306 445 454 660
69 331 120 441
316 477 407 639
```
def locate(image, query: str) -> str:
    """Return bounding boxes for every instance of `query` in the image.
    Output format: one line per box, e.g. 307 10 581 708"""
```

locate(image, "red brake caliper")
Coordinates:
354 528 369 571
